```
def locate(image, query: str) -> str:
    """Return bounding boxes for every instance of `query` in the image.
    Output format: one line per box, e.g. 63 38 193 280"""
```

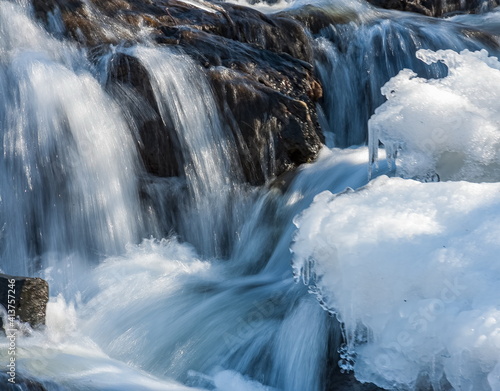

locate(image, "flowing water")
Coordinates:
1 0 500 390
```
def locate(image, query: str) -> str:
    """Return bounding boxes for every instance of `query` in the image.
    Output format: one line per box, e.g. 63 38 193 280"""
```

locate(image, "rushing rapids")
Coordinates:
1 0 500 390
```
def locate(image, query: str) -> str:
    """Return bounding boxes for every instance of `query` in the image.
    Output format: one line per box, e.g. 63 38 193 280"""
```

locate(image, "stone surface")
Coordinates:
32 0 325 184
0 274 49 329
279 5 360 35
329 372 385 391
107 53 184 178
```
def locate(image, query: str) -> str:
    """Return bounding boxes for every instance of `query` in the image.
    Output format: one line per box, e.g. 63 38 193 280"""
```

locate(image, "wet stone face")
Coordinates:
31 0 325 185
0 274 49 330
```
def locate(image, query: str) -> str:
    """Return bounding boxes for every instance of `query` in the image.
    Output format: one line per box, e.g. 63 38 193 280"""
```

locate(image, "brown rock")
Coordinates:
0 274 49 329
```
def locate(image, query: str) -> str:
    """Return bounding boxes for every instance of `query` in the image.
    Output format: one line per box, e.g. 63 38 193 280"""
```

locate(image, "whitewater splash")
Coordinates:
0 1 339 390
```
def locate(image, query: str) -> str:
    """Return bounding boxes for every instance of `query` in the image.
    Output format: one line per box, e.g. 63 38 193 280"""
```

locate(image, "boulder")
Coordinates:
278 5 360 35
32 0 325 184
163 26 323 183
0 274 49 330
330 372 385 390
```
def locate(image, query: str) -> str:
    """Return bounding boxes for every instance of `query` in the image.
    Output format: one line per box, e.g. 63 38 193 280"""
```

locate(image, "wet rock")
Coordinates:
0 274 49 329
31 0 325 184
278 5 360 35
107 54 184 177
209 65 322 183
169 27 324 183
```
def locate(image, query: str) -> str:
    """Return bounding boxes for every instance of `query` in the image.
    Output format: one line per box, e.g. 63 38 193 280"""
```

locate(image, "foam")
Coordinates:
0 294 202 391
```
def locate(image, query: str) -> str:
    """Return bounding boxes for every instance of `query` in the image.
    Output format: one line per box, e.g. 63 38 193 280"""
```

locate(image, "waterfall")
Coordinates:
0 1 142 285
1 0 500 390
126 46 246 258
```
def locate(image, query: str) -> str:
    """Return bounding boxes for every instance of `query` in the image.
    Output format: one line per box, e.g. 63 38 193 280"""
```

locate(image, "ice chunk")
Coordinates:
369 49 500 182
292 176 500 390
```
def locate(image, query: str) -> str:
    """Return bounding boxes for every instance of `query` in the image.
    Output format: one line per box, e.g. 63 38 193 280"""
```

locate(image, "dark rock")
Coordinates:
329 369 454 390
107 54 184 177
0 274 49 330
269 169 298 192
170 27 324 183
460 28 500 48
330 372 384 390
278 5 360 35
364 0 500 17
217 3 314 62
31 0 325 184
209 65 322 183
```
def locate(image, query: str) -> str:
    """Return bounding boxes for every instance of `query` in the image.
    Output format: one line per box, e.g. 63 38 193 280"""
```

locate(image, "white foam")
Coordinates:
0 293 203 391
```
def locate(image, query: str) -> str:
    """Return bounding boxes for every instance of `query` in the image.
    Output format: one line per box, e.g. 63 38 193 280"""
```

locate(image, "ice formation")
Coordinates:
294 48 500 390
369 49 500 182
292 177 500 390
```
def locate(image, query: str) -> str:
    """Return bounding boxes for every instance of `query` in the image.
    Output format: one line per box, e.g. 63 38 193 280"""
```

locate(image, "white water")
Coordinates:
1 0 500 390
126 46 246 258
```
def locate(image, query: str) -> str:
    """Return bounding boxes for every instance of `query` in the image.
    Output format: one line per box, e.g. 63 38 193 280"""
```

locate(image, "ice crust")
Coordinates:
293 177 500 390
294 49 500 390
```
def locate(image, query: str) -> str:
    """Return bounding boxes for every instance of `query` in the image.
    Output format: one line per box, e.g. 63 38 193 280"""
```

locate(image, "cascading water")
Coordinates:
1 0 500 390
126 46 247 258
0 0 143 285
314 10 499 147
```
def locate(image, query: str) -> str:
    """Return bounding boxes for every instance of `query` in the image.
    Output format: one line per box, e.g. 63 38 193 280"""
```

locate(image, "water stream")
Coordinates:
1 0 500 390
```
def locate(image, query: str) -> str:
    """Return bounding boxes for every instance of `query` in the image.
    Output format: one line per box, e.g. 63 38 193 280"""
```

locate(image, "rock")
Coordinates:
364 0 500 17
0 274 49 330
209 65 321 183
278 5 360 35
153 9 324 183
166 27 323 183
329 372 384 390
31 0 325 184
